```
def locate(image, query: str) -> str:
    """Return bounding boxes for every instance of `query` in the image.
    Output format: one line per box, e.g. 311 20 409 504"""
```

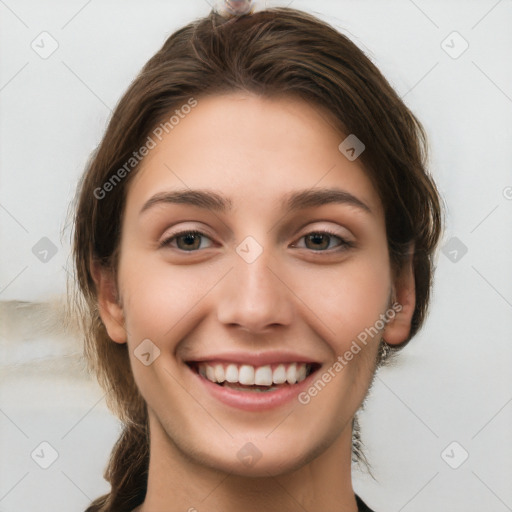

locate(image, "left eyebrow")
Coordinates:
139 187 372 216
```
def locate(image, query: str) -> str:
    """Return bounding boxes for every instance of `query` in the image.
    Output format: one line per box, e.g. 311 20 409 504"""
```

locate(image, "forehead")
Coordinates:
125 92 383 218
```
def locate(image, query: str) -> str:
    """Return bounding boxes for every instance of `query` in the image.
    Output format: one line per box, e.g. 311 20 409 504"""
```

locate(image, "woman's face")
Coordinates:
99 92 413 476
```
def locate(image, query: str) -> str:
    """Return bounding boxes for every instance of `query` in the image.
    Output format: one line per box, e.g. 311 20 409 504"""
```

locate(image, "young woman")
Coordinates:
70 3 442 511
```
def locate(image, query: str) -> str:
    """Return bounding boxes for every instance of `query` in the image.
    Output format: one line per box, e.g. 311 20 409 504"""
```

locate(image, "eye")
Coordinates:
160 228 353 253
293 229 354 252
160 230 214 251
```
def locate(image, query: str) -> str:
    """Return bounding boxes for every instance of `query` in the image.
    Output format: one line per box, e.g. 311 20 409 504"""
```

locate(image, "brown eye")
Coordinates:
295 230 353 252
160 230 213 251
305 233 332 250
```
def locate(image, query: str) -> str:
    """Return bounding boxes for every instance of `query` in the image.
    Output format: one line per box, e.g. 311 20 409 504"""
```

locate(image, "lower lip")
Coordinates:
188 365 319 411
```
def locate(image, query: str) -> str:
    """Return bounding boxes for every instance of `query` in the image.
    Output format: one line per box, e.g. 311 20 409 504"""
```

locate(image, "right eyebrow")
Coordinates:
139 189 233 216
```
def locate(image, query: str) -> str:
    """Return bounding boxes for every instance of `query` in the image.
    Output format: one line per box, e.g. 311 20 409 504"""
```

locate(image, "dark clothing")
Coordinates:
119 494 375 512
356 494 375 512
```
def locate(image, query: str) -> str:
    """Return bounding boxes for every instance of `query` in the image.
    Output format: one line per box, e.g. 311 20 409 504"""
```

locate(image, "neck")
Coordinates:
137 413 359 512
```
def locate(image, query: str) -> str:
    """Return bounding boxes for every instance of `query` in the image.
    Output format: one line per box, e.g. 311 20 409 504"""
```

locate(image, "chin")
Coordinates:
179 428 335 479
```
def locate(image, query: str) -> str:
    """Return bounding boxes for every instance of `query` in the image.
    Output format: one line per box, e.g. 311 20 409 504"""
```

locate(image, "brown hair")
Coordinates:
69 6 443 511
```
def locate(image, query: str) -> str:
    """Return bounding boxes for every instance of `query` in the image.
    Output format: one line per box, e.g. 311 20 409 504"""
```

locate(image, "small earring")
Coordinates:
377 337 392 367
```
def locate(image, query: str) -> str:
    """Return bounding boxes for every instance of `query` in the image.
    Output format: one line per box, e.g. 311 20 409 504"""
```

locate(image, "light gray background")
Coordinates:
1 1 511 511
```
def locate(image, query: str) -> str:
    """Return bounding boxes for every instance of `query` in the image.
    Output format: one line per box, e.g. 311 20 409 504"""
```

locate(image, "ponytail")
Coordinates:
85 420 149 512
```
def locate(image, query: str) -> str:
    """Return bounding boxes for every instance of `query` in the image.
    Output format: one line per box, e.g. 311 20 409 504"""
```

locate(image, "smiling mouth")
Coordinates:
187 361 321 392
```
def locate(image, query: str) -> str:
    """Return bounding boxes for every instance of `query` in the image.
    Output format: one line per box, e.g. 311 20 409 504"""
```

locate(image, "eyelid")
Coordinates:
293 222 355 242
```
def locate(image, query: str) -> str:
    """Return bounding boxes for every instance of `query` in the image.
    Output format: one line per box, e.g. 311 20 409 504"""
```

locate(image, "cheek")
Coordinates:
119 239 392 350
119 253 216 342
297 253 392 353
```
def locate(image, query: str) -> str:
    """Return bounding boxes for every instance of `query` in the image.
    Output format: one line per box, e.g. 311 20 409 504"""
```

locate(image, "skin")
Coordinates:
94 92 415 512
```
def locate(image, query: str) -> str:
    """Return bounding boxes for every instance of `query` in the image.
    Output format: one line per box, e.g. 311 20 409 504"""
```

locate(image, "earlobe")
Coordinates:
383 251 416 346
91 261 127 344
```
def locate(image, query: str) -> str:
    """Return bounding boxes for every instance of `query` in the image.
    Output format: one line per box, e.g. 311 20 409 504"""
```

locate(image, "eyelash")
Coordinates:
159 229 354 253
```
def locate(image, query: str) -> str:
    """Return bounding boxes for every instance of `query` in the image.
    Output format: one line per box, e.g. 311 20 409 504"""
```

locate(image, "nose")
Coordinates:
216 247 294 333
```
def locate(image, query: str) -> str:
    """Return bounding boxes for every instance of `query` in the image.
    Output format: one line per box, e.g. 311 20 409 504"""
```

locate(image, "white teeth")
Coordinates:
225 364 239 383
272 364 287 384
239 365 255 385
214 364 225 383
206 365 215 382
286 363 297 384
197 361 313 386
296 364 307 383
254 365 273 386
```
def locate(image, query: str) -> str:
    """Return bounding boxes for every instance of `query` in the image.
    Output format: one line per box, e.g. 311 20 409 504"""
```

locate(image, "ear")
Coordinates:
383 249 416 346
91 261 127 344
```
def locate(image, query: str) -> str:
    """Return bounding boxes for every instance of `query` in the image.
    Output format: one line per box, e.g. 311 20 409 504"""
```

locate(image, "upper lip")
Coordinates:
185 351 322 367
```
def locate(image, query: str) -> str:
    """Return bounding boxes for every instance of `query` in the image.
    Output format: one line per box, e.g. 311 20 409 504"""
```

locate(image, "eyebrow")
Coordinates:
139 187 371 216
